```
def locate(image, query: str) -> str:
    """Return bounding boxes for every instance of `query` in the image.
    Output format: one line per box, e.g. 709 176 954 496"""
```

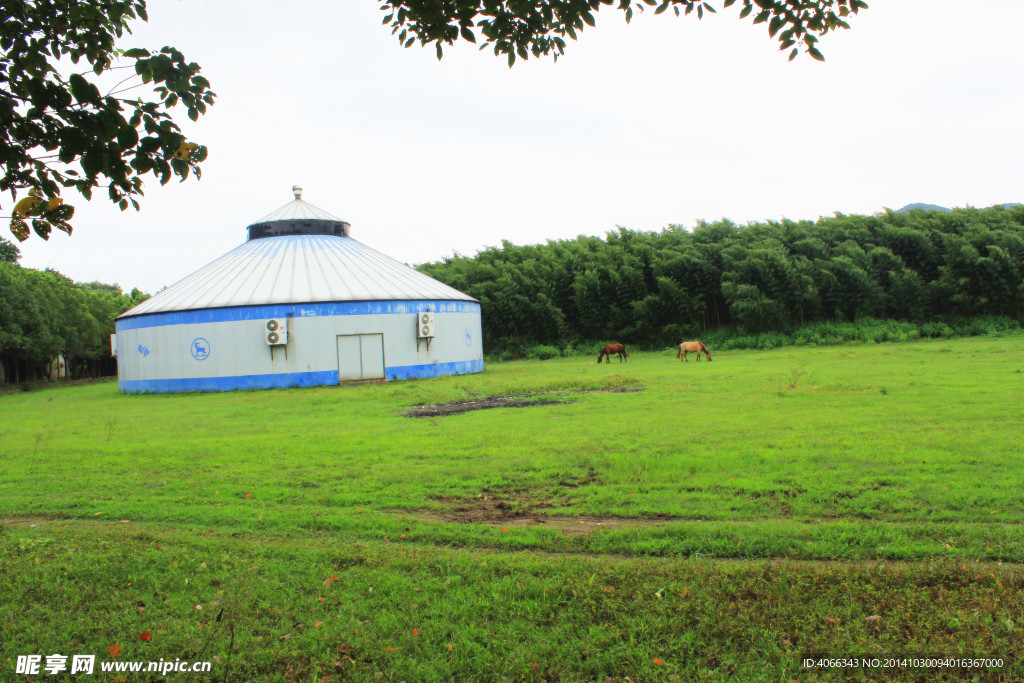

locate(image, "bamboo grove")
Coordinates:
0 245 147 383
417 206 1024 353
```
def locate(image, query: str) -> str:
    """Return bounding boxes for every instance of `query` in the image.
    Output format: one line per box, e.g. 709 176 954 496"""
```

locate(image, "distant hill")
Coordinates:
895 203 951 213
894 202 1020 213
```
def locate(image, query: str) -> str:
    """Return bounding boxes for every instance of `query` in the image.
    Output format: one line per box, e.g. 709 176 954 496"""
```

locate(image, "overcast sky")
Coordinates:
12 0 1024 293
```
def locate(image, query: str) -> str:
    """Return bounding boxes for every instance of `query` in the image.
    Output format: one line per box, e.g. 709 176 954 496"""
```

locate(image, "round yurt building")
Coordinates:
114 188 483 393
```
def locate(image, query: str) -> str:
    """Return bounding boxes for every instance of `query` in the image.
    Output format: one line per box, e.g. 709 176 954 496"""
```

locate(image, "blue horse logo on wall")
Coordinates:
191 338 211 361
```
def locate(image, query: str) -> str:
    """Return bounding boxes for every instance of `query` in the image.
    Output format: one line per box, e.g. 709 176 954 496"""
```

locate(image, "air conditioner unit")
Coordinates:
416 312 435 338
265 318 288 345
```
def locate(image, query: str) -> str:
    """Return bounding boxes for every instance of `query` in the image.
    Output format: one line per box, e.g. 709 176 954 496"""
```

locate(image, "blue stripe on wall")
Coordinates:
117 300 480 331
118 359 484 394
385 359 484 381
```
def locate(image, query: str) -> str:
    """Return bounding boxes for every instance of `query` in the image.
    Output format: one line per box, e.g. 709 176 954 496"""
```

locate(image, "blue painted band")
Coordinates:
385 358 484 381
118 359 484 393
117 300 481 331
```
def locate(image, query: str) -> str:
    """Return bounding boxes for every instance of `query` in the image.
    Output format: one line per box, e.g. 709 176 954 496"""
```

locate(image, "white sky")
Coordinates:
13 0 1024 293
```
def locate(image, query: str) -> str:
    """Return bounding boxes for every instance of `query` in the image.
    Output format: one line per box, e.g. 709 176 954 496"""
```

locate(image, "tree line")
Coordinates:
417 206 1024 353
0 240 148 383
2 205 1021 383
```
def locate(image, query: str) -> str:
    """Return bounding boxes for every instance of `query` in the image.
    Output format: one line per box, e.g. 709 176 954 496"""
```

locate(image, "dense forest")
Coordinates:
418 206 1024 355
0 240 148 383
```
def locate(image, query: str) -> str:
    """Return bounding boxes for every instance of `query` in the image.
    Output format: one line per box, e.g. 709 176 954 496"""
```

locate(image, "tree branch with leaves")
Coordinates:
381 0 867 66
1 0 215 242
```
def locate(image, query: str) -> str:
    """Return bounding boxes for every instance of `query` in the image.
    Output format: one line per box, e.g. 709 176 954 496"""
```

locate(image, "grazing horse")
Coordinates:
598 343 628 364
677 341 712 362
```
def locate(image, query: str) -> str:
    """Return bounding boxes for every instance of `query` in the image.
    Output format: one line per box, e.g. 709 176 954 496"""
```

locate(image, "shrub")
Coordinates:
527 345 561 360
920 322 953 338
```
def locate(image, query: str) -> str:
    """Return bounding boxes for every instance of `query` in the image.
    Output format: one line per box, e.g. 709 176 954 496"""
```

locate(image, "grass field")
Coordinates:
1 336 1022 680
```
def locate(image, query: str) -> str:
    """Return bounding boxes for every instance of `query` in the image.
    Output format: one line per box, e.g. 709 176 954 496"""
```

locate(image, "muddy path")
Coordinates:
405 386 643 417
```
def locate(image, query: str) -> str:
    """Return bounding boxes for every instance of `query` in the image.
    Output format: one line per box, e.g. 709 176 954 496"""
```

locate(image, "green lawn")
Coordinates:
1 336 1022 680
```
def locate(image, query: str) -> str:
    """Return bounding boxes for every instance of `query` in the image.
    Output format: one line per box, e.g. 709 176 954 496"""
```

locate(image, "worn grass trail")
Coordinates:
2 521 1021 681
1 336 1022 680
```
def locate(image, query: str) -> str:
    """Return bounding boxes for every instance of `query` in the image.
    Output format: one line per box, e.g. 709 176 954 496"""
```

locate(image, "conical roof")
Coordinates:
119 191 474 319
252 186 345 223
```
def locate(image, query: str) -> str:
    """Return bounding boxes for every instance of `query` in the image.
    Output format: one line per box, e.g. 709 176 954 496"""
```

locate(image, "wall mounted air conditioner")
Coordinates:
265 318 288 345
416 312 435 338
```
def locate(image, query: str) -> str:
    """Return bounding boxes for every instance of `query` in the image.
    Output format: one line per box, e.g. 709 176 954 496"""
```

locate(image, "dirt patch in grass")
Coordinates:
1 515 71 526
404 506 666 536
407 396 572 417
397 479 670 535
405 387 643 418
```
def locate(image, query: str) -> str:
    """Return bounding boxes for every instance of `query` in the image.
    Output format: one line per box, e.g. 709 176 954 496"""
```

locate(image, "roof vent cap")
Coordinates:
292 185 302 200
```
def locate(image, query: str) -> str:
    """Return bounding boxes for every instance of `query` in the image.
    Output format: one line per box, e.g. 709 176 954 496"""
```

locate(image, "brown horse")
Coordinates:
677 341 711 362
598 343 628 364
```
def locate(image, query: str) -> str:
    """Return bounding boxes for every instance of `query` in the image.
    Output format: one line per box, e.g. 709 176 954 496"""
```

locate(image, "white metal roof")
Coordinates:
253 197 344 223
119 234 476 318
249 188 348 225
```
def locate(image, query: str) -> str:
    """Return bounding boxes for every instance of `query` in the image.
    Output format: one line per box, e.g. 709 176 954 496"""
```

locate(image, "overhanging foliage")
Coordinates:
1 0 214 242
382 0 868 65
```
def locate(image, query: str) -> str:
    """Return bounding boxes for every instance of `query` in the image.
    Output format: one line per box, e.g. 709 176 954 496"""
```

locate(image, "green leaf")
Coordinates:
32 219 53 240
808 46 825 61
68 73 89 103
117 126 139 149
10 218 30 242
80 152 102 179
460 26 476 43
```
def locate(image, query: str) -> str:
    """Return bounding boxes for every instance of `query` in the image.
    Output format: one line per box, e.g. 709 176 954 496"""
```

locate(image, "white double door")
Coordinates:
336 333 384 382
